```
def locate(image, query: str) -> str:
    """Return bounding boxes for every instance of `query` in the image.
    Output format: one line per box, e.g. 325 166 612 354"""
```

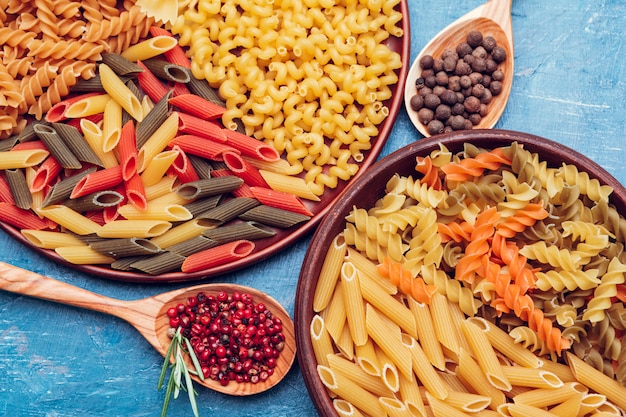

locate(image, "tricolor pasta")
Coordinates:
310 141 626 416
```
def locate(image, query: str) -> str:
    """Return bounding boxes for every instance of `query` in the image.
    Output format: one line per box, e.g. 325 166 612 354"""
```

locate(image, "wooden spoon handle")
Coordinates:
0 261 133 318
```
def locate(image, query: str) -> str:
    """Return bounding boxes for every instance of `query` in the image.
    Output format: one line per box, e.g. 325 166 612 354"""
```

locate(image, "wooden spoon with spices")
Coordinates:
404 0 514 137
0 261 296 396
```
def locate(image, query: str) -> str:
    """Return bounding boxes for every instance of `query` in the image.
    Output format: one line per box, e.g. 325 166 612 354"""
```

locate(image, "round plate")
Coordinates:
0 1 410 283
294 129 626 416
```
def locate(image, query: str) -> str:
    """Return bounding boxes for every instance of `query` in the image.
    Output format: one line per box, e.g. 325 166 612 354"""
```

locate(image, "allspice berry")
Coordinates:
427 120 445 135
466 30 483 48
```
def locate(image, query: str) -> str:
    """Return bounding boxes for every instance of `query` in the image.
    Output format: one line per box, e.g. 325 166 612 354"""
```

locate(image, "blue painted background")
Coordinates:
2 0 626 416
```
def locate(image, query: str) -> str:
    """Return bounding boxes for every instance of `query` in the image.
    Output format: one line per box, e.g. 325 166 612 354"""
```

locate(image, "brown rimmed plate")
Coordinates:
294 129 626 416
0 0 410 283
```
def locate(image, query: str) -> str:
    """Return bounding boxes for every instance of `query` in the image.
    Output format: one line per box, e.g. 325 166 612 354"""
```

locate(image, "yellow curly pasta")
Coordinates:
519 241 583 272
535 269 601 292
420 264 482 316
583 258 626 323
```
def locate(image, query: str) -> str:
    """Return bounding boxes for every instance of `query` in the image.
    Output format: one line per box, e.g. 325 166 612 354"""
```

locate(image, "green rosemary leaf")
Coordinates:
183 363 200 417
184 336 205 381
160 369 175 417
158 329 179 390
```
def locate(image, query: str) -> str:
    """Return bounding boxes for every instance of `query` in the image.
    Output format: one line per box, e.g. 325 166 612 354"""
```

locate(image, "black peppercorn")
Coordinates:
466 30 483 48
490 80 503 96
417 107 434 124
423 93 441 109
464 96 481 113
410 94 424 111
491 46 507 63
419 55 434 69
481 36 496 51
435 104 451 121
427 119 445 135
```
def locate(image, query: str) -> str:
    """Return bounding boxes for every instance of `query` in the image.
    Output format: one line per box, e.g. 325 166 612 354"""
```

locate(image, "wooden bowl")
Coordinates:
294 129 626 416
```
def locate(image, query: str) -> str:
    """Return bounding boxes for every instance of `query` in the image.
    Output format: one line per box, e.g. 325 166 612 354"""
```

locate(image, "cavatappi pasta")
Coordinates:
170 0 404 197
310 142 626 416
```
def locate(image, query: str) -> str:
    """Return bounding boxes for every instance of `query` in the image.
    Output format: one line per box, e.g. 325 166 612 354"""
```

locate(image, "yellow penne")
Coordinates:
358 265 416 337
138 112 179 172
333 399 365 417
378 397 413 417
243 155 292 175
460 320 511 391
466 317 541 369
512 382 588 408
374 344 400 393
430 292 460 357
499 403 560 417
21 230 84 249
0 149 49 169
576 393 608 416
402 334 448 401
538 359 576 384
141 149 179 187
407 297 445 371
148 188 189 206
144 176 178 201
313 233 346 312
501 365 562 389
398 371 426 417
120 35 178 61
344 247 397 295
55 245 115 265
456 348 506 410
317 365 386 417
335 323 354 361
97 220 171 239
341 261 367 346
426 392 473 417
102 97 123 152
99 63 143 121
365 304 412 380
566 352 626 410
36 205 101 235
354 337 381 376
117 202 192 222
320 282 346 344
310 314 334 368
327 353 394 398
548 391 583 417
149 218 216 248
65 93 112 118
259 169 321 201
444 391 491 413
80 118 119 168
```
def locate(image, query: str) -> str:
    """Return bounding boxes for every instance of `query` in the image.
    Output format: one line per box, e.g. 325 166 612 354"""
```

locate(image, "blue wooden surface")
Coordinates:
2 1 626 416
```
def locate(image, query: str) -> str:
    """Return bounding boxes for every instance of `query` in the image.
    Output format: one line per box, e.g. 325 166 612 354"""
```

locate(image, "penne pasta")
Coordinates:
97 220 171 239
36 205 101 235
341 261 367 346
259 169 321 201
55 245 116 265
181 240 255 272
314 233 347 312
21 229 84 249
99 63 143 121
310 315 334 368
317 365 386 417
566 352 626 410
120 35 178 62
407 297 446 371
137 112 179 172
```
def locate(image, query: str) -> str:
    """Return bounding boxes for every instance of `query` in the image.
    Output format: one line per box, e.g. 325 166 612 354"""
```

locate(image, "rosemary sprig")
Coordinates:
158 327 205 417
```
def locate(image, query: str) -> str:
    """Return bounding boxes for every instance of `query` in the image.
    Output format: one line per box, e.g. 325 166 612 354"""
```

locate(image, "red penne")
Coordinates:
11 140 47 151
0 202 49 230
125 172 148 211
250 186 313 216
171 82 191 97
71 165 123 199
176 111 227 142
181 240 255 272
149 26 192 69
223 151 269 188
168 135 239 161
136 60 169 102
169 94 226 120
210 169 255 198
223 128 280 161
85 209 106 226
0 174 15 204
45 92 103 123
31 156 63 192
118 120 138 181
167 145 200 184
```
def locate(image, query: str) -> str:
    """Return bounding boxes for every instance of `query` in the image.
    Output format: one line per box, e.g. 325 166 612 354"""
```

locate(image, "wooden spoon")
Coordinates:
404 0 514 137
0 261 296 396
